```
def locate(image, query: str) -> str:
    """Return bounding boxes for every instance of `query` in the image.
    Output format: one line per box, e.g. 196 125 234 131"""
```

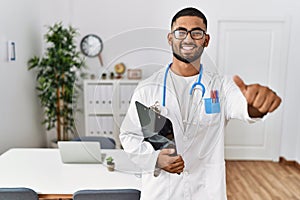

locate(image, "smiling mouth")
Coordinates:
181 45 195 53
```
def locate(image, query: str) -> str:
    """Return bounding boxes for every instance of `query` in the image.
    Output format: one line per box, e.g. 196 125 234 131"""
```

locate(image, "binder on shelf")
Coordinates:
84 80 139 148
96 116 104 135
119 83 137 112
119 115 125 126
119 85 127 112
105 84 113 112
87 85 96 114
107 116 114 136
128 84 136 107
94 85 102 114
88 116 96 135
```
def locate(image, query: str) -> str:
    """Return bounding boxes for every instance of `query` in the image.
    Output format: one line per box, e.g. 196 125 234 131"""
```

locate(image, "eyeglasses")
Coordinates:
172 28 206 40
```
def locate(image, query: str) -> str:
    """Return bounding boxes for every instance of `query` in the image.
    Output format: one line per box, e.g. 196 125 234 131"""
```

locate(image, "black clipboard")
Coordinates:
135 101 177 156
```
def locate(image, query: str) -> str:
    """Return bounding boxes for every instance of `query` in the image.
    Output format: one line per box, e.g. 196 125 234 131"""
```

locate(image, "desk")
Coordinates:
0 148 142 199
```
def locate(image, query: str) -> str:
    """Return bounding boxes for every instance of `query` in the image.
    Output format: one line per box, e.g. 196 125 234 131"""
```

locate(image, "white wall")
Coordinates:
282 28 300 161
0 0 46 154
39 0 196 140
0 0 299 162
278 2 300 162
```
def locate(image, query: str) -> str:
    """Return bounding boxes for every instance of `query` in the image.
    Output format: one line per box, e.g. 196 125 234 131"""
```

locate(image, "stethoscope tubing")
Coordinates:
161 63 222 161
162 63 205 107
162 63 172 107
189 66 205 97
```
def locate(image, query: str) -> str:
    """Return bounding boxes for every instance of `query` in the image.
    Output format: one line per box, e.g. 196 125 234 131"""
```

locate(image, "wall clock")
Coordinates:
80 34 104 66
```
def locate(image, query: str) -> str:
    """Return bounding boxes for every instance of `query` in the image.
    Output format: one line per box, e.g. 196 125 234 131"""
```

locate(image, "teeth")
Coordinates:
182 46 194 50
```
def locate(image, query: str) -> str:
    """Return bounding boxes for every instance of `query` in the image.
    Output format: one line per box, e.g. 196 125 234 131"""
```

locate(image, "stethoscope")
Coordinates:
162 62 206 107
159 62 223 161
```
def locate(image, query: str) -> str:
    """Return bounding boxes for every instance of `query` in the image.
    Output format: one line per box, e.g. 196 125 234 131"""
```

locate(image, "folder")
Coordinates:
87 85 96 114
119 85 127 112
135 101 177 156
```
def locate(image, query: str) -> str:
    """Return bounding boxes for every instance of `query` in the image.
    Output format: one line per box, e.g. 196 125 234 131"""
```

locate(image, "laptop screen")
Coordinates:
58 141 102 164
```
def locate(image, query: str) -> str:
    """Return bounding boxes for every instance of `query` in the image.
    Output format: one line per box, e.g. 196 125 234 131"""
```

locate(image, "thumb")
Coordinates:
233 75 247 94
161 148 175 155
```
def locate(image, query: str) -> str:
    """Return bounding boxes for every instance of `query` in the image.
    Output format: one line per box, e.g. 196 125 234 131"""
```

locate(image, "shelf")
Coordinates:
83 79 139 148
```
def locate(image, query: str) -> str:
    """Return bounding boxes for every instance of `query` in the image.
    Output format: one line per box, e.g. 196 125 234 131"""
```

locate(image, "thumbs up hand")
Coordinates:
233 75 282 118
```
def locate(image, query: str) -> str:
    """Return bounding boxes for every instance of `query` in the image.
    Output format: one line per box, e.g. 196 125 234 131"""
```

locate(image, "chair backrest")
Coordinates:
73 189 140 200
72 136 116 149
0 188 38 200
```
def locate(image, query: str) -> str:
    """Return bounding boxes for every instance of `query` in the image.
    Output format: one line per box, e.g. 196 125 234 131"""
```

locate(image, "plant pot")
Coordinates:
107 163 115 172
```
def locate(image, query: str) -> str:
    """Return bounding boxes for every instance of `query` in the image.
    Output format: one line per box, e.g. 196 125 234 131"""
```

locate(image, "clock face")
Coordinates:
80 34 103 57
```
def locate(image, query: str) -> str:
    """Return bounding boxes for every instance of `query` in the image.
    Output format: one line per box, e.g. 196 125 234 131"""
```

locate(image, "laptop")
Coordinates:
58 141 102 164
135 101 177 156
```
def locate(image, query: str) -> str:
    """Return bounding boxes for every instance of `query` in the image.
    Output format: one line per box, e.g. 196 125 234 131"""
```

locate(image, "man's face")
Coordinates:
168 16 209 64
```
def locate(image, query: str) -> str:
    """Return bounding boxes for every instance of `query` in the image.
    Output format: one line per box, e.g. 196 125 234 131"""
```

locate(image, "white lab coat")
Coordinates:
120 66 257 200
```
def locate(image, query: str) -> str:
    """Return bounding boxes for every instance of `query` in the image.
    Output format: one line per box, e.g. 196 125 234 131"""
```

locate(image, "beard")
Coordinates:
172 43 204 64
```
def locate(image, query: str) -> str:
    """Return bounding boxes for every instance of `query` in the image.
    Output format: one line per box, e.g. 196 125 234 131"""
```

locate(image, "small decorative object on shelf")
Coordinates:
101 73 107 80
110 72 115 79
114 63 126 79
128 69 142 80
90 74 96 80
106 156 115 172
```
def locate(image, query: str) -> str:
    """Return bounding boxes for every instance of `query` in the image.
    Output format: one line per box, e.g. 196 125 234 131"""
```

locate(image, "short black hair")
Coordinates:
171 7 208 29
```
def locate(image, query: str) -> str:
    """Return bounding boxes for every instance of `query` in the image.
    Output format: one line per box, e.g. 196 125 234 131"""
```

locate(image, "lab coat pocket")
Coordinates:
199 98 221 127
199 110 221 127
141 171 168 200
204 98 220 114
205 163 226 200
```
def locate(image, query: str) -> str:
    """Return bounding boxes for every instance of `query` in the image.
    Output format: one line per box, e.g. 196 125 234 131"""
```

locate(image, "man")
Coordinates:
120 7 281 200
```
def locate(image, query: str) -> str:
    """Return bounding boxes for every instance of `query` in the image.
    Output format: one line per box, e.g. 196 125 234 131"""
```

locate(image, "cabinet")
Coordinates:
83 79 139 148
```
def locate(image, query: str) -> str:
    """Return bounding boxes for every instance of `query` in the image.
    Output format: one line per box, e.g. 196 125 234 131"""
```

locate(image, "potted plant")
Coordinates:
28 22 85 144
106 156 115 171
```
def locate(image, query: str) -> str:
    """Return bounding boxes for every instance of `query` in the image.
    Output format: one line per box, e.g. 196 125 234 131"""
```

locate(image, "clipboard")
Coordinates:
135 101 177 156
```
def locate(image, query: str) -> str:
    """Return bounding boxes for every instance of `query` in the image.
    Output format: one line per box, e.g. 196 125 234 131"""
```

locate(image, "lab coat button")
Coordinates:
184 171 189 176
183 136 188 141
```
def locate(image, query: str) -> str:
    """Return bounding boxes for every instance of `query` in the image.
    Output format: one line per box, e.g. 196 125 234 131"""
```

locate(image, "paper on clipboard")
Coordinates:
135 101 177 156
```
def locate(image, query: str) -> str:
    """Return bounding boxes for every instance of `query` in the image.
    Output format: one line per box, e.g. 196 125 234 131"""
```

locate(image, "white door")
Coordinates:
217 19 288 160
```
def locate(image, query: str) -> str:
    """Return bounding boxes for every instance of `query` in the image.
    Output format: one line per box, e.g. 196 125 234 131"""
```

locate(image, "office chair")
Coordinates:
72 136 116 149
73 189 141 200
0 187 38 200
